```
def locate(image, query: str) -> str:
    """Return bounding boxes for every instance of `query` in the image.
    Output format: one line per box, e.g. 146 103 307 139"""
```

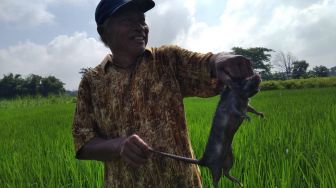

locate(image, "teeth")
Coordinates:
134 36 144 40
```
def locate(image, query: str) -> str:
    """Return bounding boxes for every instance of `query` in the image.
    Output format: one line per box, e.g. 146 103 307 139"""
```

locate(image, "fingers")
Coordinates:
216 54 254 80
119 134 151 168
225 62 240 78
216 70 234 88
121 145 147 166
229 55 253 78
131 135 150 157
240 56 254 77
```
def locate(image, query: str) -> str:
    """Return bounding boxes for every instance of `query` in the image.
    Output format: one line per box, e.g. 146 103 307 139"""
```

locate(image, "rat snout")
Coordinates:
242 74 261 98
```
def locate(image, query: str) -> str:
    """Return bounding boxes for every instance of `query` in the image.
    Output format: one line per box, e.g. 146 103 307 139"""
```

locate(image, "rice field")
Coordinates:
0 88 335 188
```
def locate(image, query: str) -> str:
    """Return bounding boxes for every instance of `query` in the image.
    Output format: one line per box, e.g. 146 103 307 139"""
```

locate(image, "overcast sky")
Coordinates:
0 0 335 90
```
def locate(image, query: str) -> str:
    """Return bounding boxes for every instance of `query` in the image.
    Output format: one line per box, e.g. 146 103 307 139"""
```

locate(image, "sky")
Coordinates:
0 0 335 90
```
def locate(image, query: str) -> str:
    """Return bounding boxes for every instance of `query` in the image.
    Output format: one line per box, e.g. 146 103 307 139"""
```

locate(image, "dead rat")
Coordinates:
149 74 263 188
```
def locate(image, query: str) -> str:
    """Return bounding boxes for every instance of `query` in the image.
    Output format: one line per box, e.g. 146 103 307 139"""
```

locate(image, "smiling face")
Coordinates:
101 6 149 57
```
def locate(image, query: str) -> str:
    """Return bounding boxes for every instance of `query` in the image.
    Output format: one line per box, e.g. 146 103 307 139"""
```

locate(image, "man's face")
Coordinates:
103 8 149 56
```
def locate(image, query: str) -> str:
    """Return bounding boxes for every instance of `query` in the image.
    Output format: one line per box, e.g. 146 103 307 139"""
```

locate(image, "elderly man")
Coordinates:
72 0 255 187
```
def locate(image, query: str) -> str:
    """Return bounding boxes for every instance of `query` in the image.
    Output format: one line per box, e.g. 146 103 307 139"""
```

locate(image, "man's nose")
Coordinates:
134 22 148 32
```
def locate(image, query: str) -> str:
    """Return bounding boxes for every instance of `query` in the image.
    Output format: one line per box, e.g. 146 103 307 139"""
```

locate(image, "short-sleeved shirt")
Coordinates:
72 45 220 188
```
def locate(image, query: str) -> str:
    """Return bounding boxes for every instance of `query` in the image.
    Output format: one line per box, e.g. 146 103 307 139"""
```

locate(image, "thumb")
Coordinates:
217 70 234 89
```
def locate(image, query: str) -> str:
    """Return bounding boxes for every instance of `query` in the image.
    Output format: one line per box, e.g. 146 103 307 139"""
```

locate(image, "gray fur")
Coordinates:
150 75 262 188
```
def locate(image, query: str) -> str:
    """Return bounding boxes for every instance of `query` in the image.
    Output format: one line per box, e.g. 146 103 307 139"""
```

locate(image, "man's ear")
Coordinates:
97 26 109 47
97 26 104 36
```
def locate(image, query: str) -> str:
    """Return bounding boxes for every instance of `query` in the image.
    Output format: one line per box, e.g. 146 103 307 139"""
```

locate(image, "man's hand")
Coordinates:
211 53 254 87
119 134 151 167
76 134 151 167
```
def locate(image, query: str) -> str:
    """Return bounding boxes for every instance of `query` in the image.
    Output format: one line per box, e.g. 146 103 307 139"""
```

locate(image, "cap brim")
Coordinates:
96 0 155 25
133 0 155 12
112 0 155 16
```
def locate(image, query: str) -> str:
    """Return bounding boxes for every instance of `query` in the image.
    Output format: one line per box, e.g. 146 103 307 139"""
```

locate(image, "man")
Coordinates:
72 0 255 187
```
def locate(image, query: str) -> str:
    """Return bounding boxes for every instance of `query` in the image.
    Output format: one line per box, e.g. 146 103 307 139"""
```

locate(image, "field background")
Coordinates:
0 88 335 188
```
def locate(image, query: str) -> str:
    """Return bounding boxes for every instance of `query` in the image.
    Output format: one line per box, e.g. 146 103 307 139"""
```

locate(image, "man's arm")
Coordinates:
73 75 151 167
76 137 124 161
77 134 151 167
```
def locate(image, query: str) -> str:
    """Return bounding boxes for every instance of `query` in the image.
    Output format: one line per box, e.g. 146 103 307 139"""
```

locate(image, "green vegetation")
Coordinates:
186 88 336 187
260 76 336 90
0 96 103 187
0 73 65 99
231 47 273 77
1 88 335 188
231 47 336 80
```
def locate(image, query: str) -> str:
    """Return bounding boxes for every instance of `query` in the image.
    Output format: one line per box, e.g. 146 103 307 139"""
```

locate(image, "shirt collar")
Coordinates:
100 54 113 74
101 48 153 74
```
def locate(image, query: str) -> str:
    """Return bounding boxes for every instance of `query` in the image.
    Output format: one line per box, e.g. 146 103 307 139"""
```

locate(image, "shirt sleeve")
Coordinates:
155 45 221 97
72 75 97 158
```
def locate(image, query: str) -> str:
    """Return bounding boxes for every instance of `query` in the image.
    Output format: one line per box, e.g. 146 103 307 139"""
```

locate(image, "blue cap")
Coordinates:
95 0 155 25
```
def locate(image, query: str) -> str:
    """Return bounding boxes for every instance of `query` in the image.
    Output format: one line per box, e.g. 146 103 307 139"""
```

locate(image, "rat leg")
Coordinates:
247 105 264 118
231 106 247 117
211 168 221 188
224 173 244 187
242 114 251 121
232 107 251 121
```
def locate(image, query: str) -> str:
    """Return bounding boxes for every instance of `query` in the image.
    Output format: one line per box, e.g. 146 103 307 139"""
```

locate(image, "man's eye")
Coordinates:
119 18 146 26
120 19 131 24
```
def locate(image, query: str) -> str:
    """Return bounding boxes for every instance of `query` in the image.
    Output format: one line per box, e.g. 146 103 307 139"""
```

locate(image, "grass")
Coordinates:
260 76 336 90
0 98 103 187
186 88 336 188
0 88 335 188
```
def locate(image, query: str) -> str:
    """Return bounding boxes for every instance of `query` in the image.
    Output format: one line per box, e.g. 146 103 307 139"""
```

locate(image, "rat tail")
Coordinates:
149 148 200 164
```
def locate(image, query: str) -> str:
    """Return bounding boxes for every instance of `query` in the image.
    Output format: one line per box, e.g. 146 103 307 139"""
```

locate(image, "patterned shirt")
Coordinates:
72 45 220 188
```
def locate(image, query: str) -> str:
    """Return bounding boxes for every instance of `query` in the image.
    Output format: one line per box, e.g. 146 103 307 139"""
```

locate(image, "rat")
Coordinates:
149 74 262 188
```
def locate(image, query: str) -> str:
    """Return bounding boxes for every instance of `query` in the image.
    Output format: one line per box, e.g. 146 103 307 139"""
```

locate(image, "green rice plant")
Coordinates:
0 95 75 109
0 88 335 187
0 102 103 188
186 88 336 188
